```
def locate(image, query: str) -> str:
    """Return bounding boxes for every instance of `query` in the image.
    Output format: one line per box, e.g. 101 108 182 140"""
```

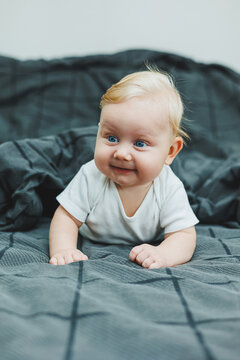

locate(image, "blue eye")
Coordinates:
107 135 119 143
135 140 147 148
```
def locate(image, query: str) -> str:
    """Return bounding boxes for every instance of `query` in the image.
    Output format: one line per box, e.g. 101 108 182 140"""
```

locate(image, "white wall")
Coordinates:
0 0 239 73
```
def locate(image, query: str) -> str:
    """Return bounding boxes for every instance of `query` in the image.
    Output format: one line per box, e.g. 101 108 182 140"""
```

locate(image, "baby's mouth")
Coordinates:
110 165 136 174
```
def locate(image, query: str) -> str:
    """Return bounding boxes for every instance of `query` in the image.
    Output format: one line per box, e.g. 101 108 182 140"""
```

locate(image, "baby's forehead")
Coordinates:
100 113 171 139
100 96 170 125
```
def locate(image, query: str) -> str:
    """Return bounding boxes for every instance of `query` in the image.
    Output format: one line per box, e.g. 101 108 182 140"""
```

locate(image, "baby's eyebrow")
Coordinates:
100 121 118 132
100 123 158 140
136 130 158 139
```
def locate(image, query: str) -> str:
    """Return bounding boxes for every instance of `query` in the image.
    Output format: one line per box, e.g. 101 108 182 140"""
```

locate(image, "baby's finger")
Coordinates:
64 253 74 264
136 250 149 265
129 245 143 261
72 251 88 261
79 252 88 260
49 257 58 265
149 261 163 269
55 255 65 265
142 257 154 269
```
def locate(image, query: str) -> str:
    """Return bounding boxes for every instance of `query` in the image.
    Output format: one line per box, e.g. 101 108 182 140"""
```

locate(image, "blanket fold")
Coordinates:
0 126 97 230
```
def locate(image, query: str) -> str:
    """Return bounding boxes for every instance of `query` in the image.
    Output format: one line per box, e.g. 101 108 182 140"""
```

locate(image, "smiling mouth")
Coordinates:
110 165 136 174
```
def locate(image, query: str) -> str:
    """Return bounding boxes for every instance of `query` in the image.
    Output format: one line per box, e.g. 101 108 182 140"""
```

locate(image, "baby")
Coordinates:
49 68 198 268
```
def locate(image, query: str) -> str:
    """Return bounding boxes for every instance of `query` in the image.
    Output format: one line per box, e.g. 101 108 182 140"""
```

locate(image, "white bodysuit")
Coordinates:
57 160 198 245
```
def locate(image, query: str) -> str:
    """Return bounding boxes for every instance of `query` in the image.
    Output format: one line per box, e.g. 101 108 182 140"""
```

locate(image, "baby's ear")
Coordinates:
165 137 183 165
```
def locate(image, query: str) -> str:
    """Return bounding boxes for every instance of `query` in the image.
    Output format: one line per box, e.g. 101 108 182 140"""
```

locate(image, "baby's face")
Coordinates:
94 96 181 189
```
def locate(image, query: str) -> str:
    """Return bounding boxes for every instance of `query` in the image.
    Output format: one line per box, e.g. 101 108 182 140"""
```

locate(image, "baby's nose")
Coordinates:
113 145 132 161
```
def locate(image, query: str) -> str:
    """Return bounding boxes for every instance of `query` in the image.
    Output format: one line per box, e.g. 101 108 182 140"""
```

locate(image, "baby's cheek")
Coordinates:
138 161 162 183
94 148 107 171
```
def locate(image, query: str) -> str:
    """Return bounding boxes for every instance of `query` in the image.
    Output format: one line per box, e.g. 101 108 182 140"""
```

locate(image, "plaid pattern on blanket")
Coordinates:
0 49 240 360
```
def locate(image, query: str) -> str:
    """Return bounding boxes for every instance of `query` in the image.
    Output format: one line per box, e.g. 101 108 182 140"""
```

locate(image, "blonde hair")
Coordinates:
100 66 189 142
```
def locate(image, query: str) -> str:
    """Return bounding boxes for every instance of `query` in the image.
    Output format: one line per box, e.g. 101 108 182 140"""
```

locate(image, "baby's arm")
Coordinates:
49 205 88 265
129 226 196 269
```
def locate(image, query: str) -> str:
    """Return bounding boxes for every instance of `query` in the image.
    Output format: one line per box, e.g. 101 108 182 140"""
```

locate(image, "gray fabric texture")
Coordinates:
0 219 240 360
0 49 240 360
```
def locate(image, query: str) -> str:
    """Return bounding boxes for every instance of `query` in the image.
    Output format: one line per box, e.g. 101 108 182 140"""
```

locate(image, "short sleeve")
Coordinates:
159 170 199 233
56 165 90 223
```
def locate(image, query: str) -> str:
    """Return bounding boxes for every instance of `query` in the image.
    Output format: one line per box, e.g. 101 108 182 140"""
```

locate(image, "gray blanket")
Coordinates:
1 218 240 360
0 49 240 360
0 126 240 360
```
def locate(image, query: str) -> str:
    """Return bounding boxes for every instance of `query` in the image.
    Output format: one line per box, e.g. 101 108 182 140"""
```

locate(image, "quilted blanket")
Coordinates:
0 49 240 360
1 219 240 360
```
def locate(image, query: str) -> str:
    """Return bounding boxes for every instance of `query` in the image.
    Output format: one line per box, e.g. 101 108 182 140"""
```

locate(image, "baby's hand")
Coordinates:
129 244 168 269
49 249 88 265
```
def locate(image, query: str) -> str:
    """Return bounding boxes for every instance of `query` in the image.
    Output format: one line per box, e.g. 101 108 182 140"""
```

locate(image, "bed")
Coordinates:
0 49 240 360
